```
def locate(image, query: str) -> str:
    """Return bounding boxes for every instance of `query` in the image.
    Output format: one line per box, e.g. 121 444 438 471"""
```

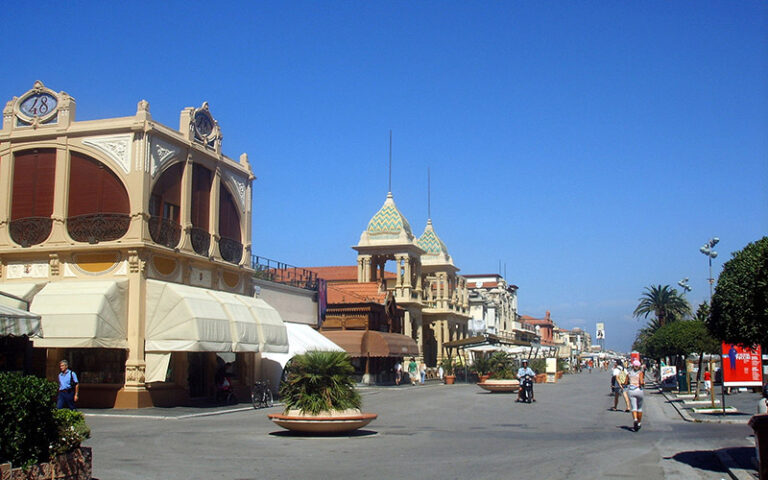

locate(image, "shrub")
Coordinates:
51 410 91 456
0 372 58 467
470 355 493 376
279 350 361 415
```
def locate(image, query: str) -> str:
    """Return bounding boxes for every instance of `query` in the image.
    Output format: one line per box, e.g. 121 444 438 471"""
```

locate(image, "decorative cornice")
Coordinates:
222 168 247 211
148 135 181 177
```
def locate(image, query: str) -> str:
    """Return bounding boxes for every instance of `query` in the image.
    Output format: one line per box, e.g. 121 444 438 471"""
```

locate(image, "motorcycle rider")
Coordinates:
516 359 536 403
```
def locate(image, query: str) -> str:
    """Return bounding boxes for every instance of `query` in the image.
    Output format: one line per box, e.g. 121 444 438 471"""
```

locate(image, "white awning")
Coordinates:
0 303 41 337
261 322 344 367
31 281 128 348
144 280 288 354
0 282 45 310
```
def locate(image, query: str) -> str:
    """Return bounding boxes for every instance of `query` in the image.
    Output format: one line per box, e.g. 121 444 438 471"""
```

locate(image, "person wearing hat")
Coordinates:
627 359 645 431
516 359 536 402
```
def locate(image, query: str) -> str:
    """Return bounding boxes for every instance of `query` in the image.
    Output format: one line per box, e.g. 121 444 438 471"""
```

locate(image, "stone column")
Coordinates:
395 255 403 287
0 146 12 246
403 255 412 288
178 154 194 252
404 309 412 338
46 144 71 244
210 167 221 260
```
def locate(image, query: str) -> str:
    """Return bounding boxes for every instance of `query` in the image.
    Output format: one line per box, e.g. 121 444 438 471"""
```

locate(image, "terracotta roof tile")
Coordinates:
305 266 396 282
327 282 388 304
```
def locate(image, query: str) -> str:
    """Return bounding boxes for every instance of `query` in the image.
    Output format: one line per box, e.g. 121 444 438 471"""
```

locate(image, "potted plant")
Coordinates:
478 352 520 393
471 355 493 383
267 350 377 434
441 357 456 384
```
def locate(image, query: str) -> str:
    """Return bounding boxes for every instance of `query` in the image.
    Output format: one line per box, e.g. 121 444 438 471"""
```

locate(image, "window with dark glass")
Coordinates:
218 187 242 263
148 162 183 248
10 149 56 246
67 152 130 243
190 164 212 256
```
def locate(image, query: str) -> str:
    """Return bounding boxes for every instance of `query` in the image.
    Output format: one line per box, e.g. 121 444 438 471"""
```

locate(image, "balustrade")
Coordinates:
9 217 53 247
189 227 210 257
67 213 130 243
148 216 181 248
219 237 243 264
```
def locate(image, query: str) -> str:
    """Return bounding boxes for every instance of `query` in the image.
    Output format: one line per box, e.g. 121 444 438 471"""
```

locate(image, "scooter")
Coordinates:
519 374 534 403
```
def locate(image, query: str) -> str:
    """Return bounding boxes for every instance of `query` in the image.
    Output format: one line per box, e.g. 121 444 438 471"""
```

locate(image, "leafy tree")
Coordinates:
707 237 768 347
644 320 719 362
633 284 692 331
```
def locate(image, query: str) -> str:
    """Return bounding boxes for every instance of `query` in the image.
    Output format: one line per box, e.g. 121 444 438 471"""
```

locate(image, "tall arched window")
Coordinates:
10 149 56 246
67 152 130 243
218 187 242 264
148 163 183 248
190 164 212 256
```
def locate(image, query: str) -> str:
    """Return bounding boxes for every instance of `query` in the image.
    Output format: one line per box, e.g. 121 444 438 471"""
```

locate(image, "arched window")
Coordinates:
148 163 183 248
218 187 242 264
189 164 212 256
67 152 130 243
10 149 55 246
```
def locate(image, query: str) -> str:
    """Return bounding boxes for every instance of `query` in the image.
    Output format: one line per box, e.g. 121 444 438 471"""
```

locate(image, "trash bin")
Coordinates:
676 371 688 391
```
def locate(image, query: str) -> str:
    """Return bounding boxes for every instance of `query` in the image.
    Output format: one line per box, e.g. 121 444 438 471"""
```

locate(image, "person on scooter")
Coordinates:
516 359 536 403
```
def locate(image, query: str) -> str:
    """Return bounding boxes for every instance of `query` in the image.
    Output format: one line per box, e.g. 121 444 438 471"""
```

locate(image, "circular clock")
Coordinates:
19 92 58 118
193 110 214 138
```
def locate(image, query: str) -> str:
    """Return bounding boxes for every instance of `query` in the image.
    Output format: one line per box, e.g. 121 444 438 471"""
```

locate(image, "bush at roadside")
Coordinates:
51 409 91 456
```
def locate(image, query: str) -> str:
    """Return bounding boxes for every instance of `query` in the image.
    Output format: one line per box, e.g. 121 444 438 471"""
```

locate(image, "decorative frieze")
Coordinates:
147 136 181 177
82 134 133 174
6 262 49 279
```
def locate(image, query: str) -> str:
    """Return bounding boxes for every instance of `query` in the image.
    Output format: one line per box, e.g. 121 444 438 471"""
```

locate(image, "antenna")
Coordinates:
388 130 392 193
427 167 431 219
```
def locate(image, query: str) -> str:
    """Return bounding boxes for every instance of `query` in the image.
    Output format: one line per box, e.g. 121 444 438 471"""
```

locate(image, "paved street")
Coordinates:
84 371 756 480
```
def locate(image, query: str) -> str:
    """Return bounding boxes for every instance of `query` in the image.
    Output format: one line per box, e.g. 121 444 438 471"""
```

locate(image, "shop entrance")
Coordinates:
187 352 208 398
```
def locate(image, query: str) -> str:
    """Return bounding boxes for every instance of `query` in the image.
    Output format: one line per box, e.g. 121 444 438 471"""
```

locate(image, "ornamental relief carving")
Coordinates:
82 134 133 174
125 364 146 384
148 136 181 177
222 169 247 211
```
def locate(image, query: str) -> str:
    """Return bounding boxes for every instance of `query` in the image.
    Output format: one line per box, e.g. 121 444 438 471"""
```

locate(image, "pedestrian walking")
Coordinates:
627 359 644 431
408 357 418 386
394 361 402 385
611 360 631 412
57 359 79 410
419 362 427 384
703 369 711 393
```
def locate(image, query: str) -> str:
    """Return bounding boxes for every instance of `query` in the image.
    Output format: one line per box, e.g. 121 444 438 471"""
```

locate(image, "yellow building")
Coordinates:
0 81 288 408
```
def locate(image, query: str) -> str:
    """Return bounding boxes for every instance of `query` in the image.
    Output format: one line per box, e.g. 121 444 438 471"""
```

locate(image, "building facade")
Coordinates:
0 82 288 407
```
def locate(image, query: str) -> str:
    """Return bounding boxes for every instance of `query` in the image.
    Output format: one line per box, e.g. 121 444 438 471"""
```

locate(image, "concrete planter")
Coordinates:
477 379 520 393
0 447 92 480
444 375 456 385
268 409 377 434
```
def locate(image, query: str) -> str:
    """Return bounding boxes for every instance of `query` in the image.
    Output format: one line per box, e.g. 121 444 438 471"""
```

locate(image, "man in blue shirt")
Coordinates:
57 360 79 409
517 359 536 402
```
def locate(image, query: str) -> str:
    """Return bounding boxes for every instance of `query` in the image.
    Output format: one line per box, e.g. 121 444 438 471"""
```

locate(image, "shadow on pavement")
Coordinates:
268 429 378 438
666 450 730 473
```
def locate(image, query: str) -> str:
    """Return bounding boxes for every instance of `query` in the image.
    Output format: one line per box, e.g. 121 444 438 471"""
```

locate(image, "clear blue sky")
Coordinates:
2 2 766 351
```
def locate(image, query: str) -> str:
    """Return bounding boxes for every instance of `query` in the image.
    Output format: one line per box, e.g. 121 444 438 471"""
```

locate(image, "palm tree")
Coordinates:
633 284 692 331
279 350 361 415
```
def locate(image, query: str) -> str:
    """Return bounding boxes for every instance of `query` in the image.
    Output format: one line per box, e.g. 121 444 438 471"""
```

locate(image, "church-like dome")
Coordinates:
418 219 454 266
365 192 414 238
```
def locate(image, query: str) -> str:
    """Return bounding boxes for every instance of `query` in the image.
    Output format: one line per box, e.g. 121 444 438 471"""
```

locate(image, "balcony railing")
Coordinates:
219 237 243 264
148 216 181 248
251 256 319 291
67 213 130 244
9 217 53 247
189 227 210 257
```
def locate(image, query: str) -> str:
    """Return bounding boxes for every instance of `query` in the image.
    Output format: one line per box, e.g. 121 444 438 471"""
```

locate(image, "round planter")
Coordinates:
477 379 520 393
444 375 456 385
268 409 377 434
479 374 491 383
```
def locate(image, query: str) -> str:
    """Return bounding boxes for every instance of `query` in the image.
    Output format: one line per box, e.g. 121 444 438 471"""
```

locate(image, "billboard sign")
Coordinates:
596 322 605 340
722 343 763 387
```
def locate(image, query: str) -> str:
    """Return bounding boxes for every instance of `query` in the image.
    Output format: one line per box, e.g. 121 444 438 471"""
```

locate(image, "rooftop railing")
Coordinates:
251 255 319 291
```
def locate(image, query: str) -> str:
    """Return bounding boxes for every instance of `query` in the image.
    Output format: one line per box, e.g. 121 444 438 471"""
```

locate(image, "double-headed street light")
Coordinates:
699 237 719 301
678 277 692 293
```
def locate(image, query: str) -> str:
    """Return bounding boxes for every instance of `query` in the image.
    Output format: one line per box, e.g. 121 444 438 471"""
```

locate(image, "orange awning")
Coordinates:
320 330 418 358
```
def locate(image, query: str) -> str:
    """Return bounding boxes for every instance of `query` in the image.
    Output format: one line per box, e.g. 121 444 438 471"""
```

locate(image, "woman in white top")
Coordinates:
627 360 645 431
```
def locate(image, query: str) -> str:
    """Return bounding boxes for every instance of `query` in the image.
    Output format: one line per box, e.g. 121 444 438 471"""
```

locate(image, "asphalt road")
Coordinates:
84 371 754 480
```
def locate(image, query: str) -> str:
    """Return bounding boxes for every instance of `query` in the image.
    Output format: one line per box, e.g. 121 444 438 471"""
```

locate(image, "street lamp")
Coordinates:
699 237 719 301
678 277 692 294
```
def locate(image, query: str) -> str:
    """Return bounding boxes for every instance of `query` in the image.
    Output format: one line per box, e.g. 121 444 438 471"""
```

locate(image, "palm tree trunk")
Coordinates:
693 352 704 401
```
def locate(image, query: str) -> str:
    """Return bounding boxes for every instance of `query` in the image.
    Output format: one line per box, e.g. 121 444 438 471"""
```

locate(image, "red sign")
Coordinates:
722 343 763 387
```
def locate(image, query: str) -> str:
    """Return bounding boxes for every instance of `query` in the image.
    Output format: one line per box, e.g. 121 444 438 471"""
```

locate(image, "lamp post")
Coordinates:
678 277 692 294
700 236 723 413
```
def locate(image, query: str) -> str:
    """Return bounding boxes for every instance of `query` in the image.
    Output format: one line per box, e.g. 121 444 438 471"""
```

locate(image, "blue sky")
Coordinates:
2 2 766 351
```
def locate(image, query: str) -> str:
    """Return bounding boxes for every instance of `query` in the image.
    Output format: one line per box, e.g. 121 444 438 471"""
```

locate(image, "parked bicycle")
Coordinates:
251 379 274 409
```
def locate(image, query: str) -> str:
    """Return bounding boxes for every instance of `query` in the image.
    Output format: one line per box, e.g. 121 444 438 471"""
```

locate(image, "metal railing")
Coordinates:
67 213 130 243
9 217 53 247
189 227 210 257
219 237 243 264
148 216 181 248
251 256 319 291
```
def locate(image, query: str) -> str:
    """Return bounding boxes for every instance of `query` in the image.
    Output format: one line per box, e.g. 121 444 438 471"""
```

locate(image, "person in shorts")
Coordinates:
611 360 630 412
627 359 645 431
394 361 402 385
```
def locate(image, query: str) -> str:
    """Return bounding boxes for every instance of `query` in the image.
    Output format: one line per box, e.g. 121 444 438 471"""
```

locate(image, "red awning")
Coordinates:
320 330 418 358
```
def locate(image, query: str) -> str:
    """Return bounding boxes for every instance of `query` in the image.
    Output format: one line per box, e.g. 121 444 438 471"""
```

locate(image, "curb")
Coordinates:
659 389 749 425
716 449 757 480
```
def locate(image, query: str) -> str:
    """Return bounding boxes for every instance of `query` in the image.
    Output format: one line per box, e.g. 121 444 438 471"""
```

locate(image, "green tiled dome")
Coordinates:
418 220 449 256
366 193 413 237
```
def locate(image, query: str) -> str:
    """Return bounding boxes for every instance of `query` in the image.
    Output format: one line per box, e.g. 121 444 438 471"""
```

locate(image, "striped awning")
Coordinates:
0 303 41 337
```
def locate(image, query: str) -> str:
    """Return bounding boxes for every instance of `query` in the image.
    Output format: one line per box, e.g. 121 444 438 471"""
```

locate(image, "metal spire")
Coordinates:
388 130 392 193
427 167 431 220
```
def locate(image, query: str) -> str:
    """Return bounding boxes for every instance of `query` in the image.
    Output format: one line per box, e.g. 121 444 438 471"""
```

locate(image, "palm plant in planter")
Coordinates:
269 351 376 434
471 355 493 382
440 357 457 384
279 350 361 414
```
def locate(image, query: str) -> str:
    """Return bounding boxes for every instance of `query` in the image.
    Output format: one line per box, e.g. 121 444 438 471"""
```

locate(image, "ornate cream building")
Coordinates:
350 191 470 366
0 81 288 407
